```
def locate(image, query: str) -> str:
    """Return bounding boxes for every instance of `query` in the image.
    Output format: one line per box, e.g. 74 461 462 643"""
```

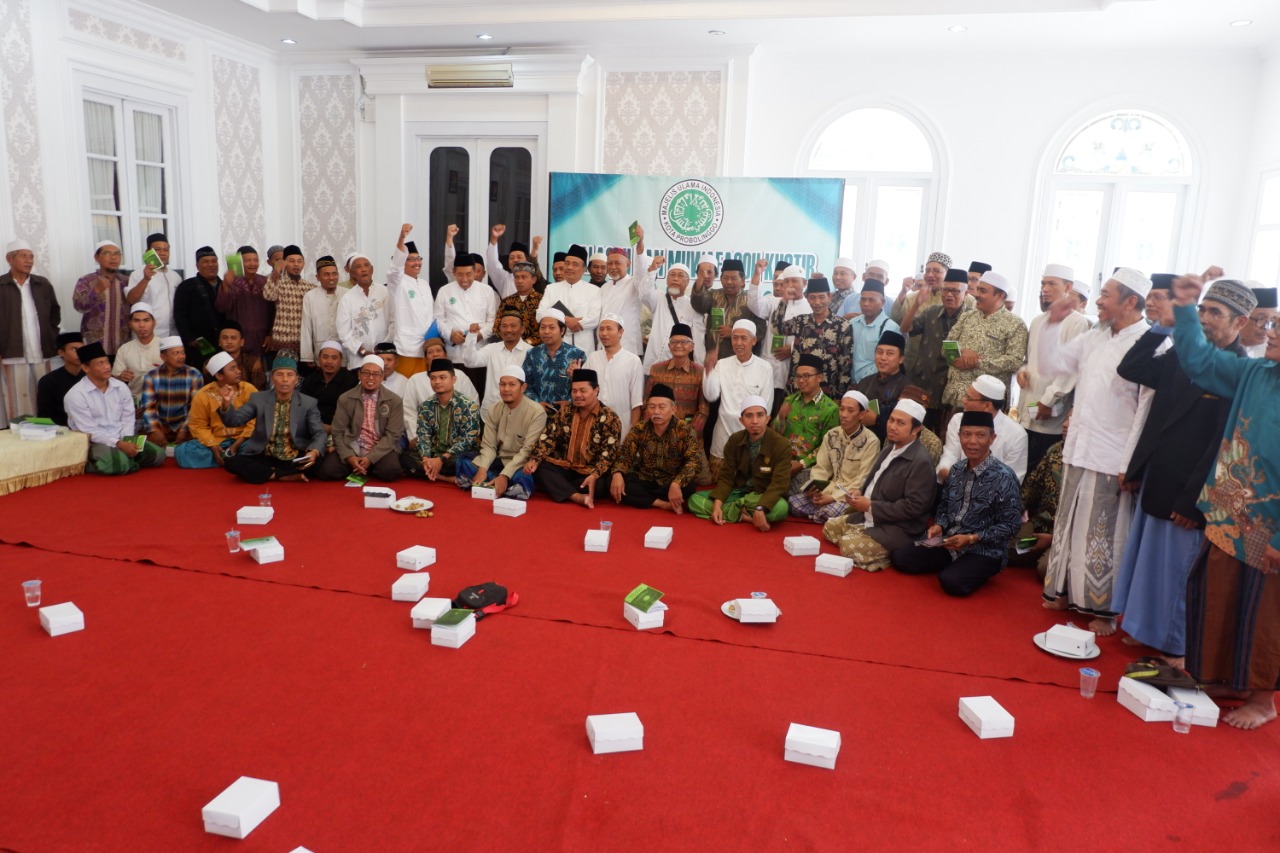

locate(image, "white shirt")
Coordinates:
112 337 162 399
386 247 437 359
1038 318 1148 474
486 242 524 300
126 268 182 338
702 353 774 458
402 369 478 440
1020 309 1092 435
1247 342 1267 358
863 439 916 529
434 280 497 366
747 284 811 389
478 339 531 410
542 278 603 355
640 286 707 367
336 283 392 369
599 260 653 356
299 286 344 363
938 410 1028 483
7 275 41 363
584 346 645 431
382 371 406 399
65 375 135 447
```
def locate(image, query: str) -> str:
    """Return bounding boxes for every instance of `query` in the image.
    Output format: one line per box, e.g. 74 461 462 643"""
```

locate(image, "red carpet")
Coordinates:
4 468 1280 851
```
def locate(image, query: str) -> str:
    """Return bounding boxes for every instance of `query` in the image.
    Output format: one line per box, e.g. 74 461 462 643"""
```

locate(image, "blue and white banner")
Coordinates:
548 172 844 283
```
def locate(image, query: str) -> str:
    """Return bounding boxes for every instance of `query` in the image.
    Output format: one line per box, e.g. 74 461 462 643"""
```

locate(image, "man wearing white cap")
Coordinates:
788 389 881 523
599 230 654 356
72 240 130 356
316 353 406 482
688 395 792 530
298 340 357 433
112 303 162 402
587 251 609 287
337 253 392 370
584 313 644 430
384 224 437 377
747 259 812 404
829 258 859 318
937 374 1028 483
139 336 203 447
640 257 707 367
176 350 257 469
821 398 938 571
541 244 603 355
475 310 532 410
1072 278 1093 319
522 307 586 413
1037 266 1153 635
0 238 61 423
456 364 545 500
1017 263 1092 473
702 318 774 477
299 255 344 370
864 260 890 286
941 269 1028 413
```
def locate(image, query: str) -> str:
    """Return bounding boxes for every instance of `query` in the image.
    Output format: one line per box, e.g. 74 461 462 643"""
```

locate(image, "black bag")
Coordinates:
453 582 518 619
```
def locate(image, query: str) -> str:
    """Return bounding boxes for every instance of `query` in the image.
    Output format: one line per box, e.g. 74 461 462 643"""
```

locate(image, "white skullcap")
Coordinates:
1110 267 1152 298
731 319 757 335
206 351 235 377
667 263 690 276
778 265 807 281
739 395 770 416
979 271 1010 294
94 240 119 256
500 365 526 382
866 259 890 272
1072 279 1092 299
893 398 926 423
129 302 156 318
589 252 607 263
842 390 870 409
1043 263 1074 281
343 252 358 270
360 354 385 371
697 254 718 268
5 238 31 254
972 374 1006 400
158 336 185 352
600 312 625 329
348 252 370 267
536 307 566 324
834 257 856 272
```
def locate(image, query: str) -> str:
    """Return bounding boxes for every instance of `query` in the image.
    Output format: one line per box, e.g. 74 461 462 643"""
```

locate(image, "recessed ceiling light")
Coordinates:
280 38 297 45
1230 19 1253 27
708 30 725 36
477 33 494 40
948 25 967 33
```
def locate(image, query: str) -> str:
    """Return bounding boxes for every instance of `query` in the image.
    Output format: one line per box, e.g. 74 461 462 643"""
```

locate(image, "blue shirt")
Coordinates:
935 453 1023 565
523 342 586 405
851 312 900 383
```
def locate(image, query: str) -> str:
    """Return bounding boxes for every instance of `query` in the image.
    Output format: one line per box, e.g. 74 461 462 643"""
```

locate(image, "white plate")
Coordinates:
721 600 740 620
1033 631 1100 660
390 496 434 513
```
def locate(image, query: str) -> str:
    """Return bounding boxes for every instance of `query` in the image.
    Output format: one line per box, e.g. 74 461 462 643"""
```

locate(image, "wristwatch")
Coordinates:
755 505 766 514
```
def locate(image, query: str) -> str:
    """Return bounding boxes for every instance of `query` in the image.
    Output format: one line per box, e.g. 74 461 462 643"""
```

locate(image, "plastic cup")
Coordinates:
1079 667 1100 699
1173 702 1194 734
22 579 41 607
600 521 613 533
259 492 272 508
226 530 241 553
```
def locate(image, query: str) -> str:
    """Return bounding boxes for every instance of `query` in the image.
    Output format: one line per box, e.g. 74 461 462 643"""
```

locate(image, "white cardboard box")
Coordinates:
783 535 821 556
1117 677 1176 722
958 696 1015 739
396 545 436 571
1166 686 1220 728
584 529 610 552
471 485 496 500
815 553 854 577
362 485 396 509
623 601 666 630
735 598 780 624
39 602 84 637
202 776 280 839
644 526 674 549
586 712 644 754
784 723 841 769
236 506 274 525
1044 624 1097 657
249 541 284 564
431 613 476 648
391 573 430 602
493 497 526 517
411 597 452 629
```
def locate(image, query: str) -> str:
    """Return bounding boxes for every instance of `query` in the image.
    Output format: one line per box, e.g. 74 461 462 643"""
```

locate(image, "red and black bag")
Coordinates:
453 582 519 619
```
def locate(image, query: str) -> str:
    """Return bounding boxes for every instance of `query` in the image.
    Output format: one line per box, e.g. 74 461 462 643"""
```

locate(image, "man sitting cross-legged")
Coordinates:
139 335 203 448
525 368 622 508
219 357 327 484
891 410 1023 596
788 389 881 524
314 354 405 482
65 341 164 475
455 365 545 500
608 383 702 514
689 395 793 531
176 351 257 469
406 357 480 482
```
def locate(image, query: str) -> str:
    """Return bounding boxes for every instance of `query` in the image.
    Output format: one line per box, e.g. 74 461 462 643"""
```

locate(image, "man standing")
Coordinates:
299 256 344 371
967 261 992 289
551 252 566 284
587 252 608 287
262 245 316 361
36 333 84 426
405 358 480 482
641 260 706 367
541 244 602 354
855 330 913 444
435 250 497 393
173 247 226 372
690 258 764 367
829 257 859 318
315 354 405 482
220 357 327 484
1039 268 1152 635
125 233 181 338
941 270 1028 413
890 251 951 325
215 245 273 358
599 235 651 356
903 270 971 431
702 320 774 475
177 350 256 469
773 353 840 494
779 276 853 396
584 314 644 430
111 302 161 403
522 308 585 414
73 241 130 356
139 336 203 448
65 341 164 475
609 383 702 513
475 312 532 410
892 410 1023 596
937 374 1028 483
526 368 622 507
788 389 881 524
487 224 548 299
1241 285 1277 358
337 254 392 370
748 262 812 408
457 365 545 500
0 239 60 422
299 340 357 436
688 395 792 531
386 224 437 377
1017 264 1091 473
1113 279 1254 665
848 278 897 385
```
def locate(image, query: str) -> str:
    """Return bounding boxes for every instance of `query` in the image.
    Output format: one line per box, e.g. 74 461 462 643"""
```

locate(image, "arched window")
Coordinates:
806 107 937 279
1041 110 1194 291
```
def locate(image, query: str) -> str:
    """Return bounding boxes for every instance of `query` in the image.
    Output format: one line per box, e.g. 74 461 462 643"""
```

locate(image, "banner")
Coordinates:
548 172 844 285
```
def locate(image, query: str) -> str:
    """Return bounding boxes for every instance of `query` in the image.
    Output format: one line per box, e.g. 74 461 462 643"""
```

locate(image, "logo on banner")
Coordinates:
659 180 724 246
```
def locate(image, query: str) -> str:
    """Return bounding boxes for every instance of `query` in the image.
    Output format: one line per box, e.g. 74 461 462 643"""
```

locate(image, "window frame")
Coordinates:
1246 168 1280 288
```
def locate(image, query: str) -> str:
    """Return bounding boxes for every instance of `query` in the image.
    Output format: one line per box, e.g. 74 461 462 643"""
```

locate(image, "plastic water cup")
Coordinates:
1173 702 1194 734
226 530 241 553
1079 667 1100 699
259 492 272 508
22 579 41 607
600 520 613 533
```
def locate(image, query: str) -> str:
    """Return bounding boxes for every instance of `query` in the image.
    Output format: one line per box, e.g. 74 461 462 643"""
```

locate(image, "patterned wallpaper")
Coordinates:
68 7 186 62
297 74 358 262
211 55 266 252
0 0 48 260
602 70 723 175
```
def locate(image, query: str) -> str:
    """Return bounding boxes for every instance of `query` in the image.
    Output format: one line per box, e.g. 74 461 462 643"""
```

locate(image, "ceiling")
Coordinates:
137 0 1280 56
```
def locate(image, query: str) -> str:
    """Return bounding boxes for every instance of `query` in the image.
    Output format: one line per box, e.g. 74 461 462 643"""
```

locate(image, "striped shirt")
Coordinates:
262 274 317 350
139 364 203 431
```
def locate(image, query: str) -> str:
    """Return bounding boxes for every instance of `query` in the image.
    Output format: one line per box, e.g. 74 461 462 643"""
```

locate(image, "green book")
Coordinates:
942 340 960 365
241 535 280 550
625 583 665 613
226 252 244 278
142 249 162 269
628 220 641 247
345 472 369 487
771 334 785 351
192 336 217 357
866 399 880 415
128 435 147 449
14 415 56 425
709 307 725 330
434 608 474 627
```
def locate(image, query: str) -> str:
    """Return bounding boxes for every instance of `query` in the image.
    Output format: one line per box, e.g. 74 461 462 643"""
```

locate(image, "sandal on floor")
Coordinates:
1123 656 1197 690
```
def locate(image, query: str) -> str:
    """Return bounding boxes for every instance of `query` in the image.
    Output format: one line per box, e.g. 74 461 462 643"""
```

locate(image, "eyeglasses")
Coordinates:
358 369 383 377
1265 320 1279 331
669 338 693 346
1251 316 1276 328
941 288 963 295
794 371 821 380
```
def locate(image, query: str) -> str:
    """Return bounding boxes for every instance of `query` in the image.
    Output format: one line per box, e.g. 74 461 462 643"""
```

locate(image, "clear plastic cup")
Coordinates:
226 530 241 553
600 520 612 533
1173 702 1194 734
1079 667 1100 699
22 579 41 607
259 492 272 508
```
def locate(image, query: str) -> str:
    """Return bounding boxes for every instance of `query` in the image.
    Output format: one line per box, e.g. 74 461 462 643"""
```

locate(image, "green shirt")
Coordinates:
772 390 839 468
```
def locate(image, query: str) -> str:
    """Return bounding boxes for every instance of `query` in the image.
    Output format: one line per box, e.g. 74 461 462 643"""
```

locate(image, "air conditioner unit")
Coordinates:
427 63 514 89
